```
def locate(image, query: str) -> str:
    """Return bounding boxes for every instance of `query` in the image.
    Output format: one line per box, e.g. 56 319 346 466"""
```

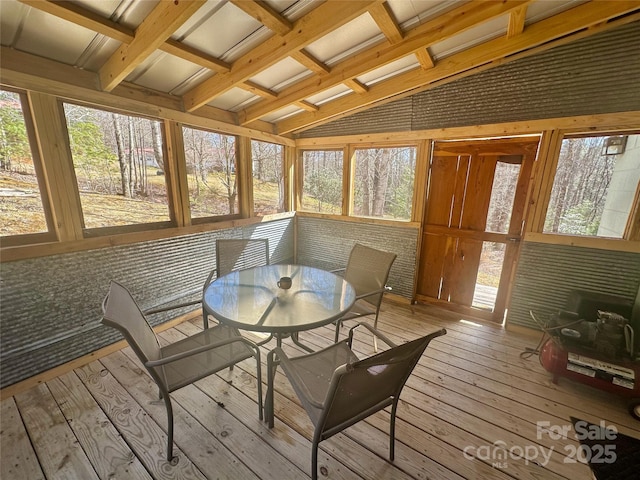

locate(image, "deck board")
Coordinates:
2 302 638 480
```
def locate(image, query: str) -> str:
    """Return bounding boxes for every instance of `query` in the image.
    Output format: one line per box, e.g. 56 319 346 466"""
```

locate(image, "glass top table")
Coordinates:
203 265 356 346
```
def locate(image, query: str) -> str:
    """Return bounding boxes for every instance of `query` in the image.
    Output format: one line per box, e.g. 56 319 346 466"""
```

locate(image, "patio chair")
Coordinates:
332 243 397 350
216 238 270 277
146 238 270 328
266 322 446 480
101 280 263 461
200 238 271 328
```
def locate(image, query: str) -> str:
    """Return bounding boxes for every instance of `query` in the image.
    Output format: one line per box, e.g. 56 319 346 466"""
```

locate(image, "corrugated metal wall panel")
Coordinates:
507 242 640 330
298 21 640 138
298 97 413 138
0 217 294 388
295 216 418 299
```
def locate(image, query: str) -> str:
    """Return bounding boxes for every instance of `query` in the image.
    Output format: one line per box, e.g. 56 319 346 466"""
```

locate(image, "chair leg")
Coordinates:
162 394 174 461
202 306 209 329
373 315 379 352
334 319 342 343
266 350 277 428
255 348 263 421
312 439 320 480
389 399 398 462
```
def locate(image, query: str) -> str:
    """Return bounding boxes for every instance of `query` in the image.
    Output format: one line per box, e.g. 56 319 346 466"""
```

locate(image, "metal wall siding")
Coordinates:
507 242 640 330
298 97 413 138
295 217 418 299
0 218 294 388
298 22 640 138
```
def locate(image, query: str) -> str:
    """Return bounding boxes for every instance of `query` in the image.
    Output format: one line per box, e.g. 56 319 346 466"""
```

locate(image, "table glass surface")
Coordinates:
203 265 356 333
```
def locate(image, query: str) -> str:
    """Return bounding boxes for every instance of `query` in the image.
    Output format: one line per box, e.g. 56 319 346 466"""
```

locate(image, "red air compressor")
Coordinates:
529 290 640 421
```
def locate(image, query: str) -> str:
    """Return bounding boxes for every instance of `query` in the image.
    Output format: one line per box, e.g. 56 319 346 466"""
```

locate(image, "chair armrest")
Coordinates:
146 335 258 367
203 268 218 291
348 322 397 349
354 285 392 301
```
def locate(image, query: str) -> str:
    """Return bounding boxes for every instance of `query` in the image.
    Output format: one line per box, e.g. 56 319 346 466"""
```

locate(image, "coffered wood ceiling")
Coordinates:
1 0 639 137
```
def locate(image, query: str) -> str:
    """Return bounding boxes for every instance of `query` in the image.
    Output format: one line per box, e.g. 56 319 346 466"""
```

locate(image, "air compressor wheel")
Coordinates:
630 398 640 421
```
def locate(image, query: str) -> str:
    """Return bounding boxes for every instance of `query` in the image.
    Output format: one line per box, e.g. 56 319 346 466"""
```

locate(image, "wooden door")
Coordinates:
416 138 538 322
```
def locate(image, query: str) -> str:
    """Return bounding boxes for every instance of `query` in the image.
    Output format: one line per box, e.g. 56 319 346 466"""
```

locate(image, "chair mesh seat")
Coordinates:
160 325 255 392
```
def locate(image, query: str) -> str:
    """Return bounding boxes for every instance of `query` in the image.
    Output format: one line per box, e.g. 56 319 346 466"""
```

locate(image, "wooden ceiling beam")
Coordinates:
229 0 292 36
182 1 377 112
239 0 530 125
276 1 640 134
290 50 331 75
344 79 369 94
239 81 278 100
507 5 528 38
368 1 403 44
415 48 435 69
99 0 206 92
295 101 319 112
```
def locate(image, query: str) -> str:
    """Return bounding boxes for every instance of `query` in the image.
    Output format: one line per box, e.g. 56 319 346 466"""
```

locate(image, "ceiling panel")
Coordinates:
249 57 311 91
15 8 97 66
0 1 27 45
304 12 382 64
356 55 420 86
208 87 261 111
430 14 509 60
178 1 264 60
126 51 205 94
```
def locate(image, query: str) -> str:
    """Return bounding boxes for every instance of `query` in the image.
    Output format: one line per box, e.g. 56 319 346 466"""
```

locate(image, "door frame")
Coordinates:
415 137 539 322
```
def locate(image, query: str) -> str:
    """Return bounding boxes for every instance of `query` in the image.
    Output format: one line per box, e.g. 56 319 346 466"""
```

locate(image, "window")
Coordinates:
0 89 51 240
300 149 343 214
63 104 171 231
544 133 640 238
352 147 416 221
252 140 284 216
182 126 238 219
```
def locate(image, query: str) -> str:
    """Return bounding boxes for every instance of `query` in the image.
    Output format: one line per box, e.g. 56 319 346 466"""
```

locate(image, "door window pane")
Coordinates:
300 150 343 214
182 126 238 218
0 89 49 237
353 147 415 221
473 242 504 311
486 161 520 233
544 134 640 238
64 104 170 229
252 140 284 216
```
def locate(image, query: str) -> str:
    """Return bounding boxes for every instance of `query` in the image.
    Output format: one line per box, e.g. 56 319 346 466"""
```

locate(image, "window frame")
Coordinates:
296 146 348 215
0 87 57 247
180 123 243 224
349 143 419 222
539 128 640 242
61 100 179 237
250 138 286 217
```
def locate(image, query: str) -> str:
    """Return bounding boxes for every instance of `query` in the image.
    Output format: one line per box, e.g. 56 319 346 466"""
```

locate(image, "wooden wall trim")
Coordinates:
296 211 420 229
0 212 295 263
294 111 640 147
524 233 640 254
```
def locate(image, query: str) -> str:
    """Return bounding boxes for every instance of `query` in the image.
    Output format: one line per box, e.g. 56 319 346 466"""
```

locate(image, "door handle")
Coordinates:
506 236 521 243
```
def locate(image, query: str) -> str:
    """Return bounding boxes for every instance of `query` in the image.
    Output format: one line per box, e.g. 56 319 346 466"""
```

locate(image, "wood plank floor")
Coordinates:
2 302 639 480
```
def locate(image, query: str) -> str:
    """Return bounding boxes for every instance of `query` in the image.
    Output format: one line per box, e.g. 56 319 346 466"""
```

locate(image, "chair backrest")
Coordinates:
344 243 397 305
102 281 163 373
216 238 270 277
318 328 446 437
